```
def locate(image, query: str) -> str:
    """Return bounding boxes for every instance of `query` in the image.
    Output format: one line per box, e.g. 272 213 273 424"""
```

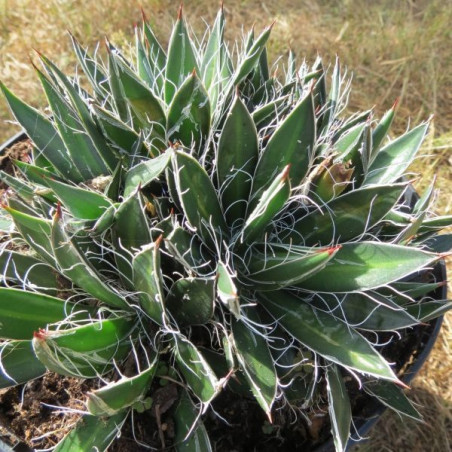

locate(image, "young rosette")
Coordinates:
1 6 451 452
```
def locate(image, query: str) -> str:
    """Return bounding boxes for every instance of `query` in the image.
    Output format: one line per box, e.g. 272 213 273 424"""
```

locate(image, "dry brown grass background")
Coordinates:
0 0 451 450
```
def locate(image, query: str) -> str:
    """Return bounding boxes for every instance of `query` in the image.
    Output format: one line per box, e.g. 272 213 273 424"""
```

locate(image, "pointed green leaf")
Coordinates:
46 178 113 220
201 7 226 108
298 242 437 292
406 300 452 322
0 288 78 339
242 165 290 243
0 170 34 201
232 311 277 419
173 390 212 452
364 122 429 185
51 211 129 309
166 277 215 326
167 72 211 151
87 352 158 416
0 340 46 388
0 82 84 182
217 96 258 223
165 9 199 104
32 317 135 378
113 53 166 136
124 150 171 197
132 240 165 325
250 92 315 205
370 101 397 162
0 250 58 294
364 380 422 421
326 364 351 452
315 292 420 331
69 33 109 102
113 190 152 287
217 261 240 319
54 411 127 452
259 290 399 381
2 205 55 265
173 335 219 404
38 53 117 172
37 69 110 178
172 150 227 249
166 225 209 273
233 24 273 86
289 183 406 245
246 244 339 290
92 104 145 155
142 21 166 93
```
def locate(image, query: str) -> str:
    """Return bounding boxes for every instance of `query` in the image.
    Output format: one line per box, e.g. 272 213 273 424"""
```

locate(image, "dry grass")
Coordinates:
0 0 451 450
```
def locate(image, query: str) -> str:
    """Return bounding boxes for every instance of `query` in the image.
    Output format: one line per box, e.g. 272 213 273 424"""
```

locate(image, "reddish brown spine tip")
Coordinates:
155 234 164 248
326 245 342 256
33 328 47 340
395 379 410 390
392 97 400 110
55 202 62 219
281 164 291 180
220 0 224 11
191 67 197 76
269 20 276 30
178 3 183 20
140 6 148 23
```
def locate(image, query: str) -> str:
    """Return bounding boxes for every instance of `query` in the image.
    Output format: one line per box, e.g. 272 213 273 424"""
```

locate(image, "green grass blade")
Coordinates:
298 242 438 292
231 311 277 420
0 340 46 388
217 95 258 224
259 290 399 382
326 364 352 452
54 411 127 452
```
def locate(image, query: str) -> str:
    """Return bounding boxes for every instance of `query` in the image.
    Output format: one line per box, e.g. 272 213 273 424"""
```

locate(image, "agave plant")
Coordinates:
0 5 451 451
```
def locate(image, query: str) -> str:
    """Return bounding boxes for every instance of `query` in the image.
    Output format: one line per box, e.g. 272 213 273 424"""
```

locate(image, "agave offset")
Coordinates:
0 5 451 451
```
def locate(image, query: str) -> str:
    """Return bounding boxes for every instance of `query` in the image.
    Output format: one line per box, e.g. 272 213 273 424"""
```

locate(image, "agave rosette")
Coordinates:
0 6 451 451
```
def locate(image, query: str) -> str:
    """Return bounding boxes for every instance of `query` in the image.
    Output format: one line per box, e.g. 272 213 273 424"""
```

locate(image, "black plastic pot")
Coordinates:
0 132 448 452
